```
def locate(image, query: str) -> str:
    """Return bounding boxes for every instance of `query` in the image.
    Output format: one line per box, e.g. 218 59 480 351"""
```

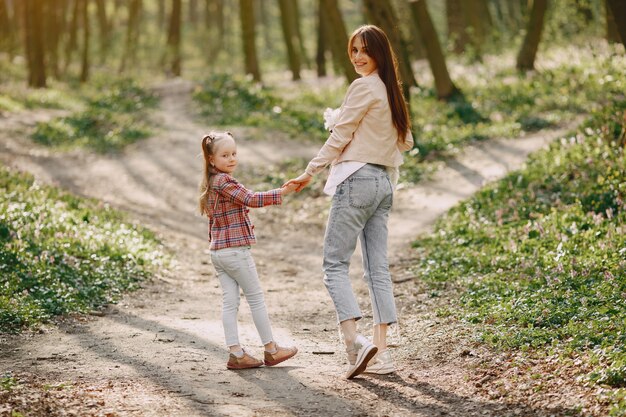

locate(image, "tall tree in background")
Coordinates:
362 0 417 91
409 0 459 100
607 0 626 48
320 0 357 83
606 0 621 43
0 0 17 57
43 0 63 79
80 0 91 82
164 0 182 76
316 0 328 77
120 0 142 73
95 0 111 61
516 0 548 71
447 0 469 53
24 0 47 87
65 0 80 72
240 0 261 81
278 0 302 80
205 0 225 66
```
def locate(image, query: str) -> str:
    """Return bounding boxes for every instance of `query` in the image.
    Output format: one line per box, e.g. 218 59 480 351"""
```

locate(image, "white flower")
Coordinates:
323 107 340 131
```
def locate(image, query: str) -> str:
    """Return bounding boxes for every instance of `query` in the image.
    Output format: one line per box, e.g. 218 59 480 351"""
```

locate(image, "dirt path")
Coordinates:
0 80 587 416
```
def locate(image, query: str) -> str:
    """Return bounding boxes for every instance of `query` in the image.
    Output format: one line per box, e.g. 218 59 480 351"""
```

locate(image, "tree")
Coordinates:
320 0 357 83
607 0 626 48
119 0 142 73
0 0 17 57
24 0 47 87
43 0 64 79
447 0 468 53
64 0 80 72
516 0 548 72
606 0 621 43
240 0 261 81
409 0 459 100
278 0 302 80
164 0 182 76
362 0 417 90
316 0 329 77
95 0 111 60
80 0 91 83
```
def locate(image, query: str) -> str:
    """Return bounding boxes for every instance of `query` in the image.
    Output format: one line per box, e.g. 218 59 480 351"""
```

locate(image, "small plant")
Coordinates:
0 373 19 392
0 165 167 333
31 78 157 153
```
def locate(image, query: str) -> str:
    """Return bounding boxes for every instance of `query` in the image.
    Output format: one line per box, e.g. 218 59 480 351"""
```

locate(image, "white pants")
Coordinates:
210 246 274 347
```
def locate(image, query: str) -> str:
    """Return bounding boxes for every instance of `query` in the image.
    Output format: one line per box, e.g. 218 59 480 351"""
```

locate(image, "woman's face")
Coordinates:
350 35 377 76
210 135 238 174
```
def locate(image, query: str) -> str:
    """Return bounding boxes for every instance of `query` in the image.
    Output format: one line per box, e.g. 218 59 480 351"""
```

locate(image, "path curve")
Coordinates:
0 79 584 416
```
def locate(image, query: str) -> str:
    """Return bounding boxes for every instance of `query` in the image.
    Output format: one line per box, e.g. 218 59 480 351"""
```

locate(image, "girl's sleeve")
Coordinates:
305 79 375 176
216 175 282 208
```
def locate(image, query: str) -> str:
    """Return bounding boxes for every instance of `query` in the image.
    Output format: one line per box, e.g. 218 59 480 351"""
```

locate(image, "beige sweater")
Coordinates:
305 72 414 176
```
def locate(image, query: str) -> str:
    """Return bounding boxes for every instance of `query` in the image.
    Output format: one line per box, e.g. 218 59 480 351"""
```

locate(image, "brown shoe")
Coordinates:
264 344 298 366
227 350 263 370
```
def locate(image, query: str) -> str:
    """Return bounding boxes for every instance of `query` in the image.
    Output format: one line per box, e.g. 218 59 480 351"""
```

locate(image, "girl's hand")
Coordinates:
280 182 299 196
283 173 312 192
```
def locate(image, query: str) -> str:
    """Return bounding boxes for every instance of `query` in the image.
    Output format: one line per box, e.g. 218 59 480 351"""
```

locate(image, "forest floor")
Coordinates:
0 79 603 416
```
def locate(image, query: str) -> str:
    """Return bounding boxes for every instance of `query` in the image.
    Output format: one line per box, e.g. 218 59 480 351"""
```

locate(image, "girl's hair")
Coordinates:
348 25 411 138
198 131 232 215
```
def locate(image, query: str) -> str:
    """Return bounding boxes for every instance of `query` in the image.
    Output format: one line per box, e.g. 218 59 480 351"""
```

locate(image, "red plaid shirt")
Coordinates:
206 173 283 250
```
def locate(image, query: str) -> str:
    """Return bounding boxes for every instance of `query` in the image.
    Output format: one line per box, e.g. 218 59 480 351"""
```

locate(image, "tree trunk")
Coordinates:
319 0 356 83
188 0 198 26
278 0 301 80
606 0 621 43
95 0 111 59
158 0 166 28
607 0 626 48
362 0 417 90
316 0 328 77
460 0 487 59
0 0 16 56
409 0 459 100
43 0 62 79
204 0 224 64
516 0 547 72
64 0 80 72
24 0 47 88
446 0 468 53
119 0 142 73
240 0 261 81
164 0 182 76
293 0 309 68
80 0 90 82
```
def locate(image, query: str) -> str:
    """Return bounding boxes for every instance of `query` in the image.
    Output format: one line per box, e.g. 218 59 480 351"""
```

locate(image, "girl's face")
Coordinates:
210 135 238 174
350 36 377 76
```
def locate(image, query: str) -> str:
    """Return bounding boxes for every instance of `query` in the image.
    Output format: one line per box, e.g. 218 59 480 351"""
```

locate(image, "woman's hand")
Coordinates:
283 173 312 192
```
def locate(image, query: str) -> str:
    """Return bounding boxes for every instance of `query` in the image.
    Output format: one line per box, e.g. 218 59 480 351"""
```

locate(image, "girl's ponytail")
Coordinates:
198 134 218 215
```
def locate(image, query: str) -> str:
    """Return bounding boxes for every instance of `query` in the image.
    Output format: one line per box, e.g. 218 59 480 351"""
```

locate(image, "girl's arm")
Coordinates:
305 80 375 176
217 176 283 208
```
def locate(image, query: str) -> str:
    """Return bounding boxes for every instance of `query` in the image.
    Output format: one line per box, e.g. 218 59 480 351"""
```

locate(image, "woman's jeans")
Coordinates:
210 246 274 347
323 164 398 325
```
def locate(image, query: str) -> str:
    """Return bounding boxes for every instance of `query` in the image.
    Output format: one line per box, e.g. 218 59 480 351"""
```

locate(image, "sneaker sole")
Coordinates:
264 349 298 366
364 365 395 375
227 362 263 370
346 345 378 379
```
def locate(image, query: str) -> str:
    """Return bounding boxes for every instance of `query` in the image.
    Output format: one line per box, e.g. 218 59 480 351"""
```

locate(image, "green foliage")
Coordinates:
0 165 166 333
192 74 332 141
0 373 19 392
410 99 625 387
31 78 157 153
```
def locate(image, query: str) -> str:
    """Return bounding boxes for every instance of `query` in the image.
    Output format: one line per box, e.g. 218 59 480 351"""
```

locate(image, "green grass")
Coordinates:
409 98 625 404
0 165 167 333
30 77 158 153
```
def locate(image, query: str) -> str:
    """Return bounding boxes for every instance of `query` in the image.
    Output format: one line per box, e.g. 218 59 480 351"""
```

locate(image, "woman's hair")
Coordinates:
348 25 411 138
198 131 232 215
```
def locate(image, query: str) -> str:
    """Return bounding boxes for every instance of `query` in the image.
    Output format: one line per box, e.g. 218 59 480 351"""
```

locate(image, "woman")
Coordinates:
285 25 414 379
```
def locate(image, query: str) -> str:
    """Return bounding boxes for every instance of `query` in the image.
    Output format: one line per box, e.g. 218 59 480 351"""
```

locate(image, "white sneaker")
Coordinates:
345 335 378 379
364 349 395 375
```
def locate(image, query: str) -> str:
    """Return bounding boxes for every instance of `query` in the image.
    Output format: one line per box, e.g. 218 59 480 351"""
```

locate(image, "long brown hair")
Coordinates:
198 131 231 215
348 25 411 138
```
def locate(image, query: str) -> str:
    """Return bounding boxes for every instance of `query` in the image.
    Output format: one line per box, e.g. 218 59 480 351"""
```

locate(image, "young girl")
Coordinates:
285 25 414 379
199 131 298 369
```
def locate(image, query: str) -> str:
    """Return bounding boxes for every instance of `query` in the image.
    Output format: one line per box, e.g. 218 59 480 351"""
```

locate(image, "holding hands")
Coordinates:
282 173 312 193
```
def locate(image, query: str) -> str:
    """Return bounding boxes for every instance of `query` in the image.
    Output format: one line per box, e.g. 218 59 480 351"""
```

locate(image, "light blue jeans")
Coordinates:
323 164 398 325
210 246 274 347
